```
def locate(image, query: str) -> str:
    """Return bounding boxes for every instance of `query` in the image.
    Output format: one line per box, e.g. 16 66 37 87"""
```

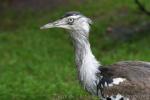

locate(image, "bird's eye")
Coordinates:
68 18 74 24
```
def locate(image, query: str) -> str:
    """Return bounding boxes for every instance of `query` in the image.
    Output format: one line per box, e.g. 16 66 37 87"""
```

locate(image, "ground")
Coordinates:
0 0 150 100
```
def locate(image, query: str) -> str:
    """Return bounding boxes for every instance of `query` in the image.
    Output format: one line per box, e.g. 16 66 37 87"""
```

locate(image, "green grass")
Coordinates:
0 0 150 100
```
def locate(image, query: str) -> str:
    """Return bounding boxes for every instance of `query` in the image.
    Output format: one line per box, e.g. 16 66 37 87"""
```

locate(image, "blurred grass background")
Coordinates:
0 0 150 100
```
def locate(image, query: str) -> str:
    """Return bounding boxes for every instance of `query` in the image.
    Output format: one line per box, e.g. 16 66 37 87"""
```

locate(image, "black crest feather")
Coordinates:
63 11 81 17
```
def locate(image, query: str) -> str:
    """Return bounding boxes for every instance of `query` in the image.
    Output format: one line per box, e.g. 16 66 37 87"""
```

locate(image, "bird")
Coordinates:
40 11 150 100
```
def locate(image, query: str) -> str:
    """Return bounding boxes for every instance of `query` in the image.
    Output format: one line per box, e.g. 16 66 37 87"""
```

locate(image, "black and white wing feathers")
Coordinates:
97 61 150 100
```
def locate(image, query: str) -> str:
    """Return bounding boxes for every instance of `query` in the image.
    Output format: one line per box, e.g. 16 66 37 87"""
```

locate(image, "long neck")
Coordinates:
70 30 101 94
70 30 100 66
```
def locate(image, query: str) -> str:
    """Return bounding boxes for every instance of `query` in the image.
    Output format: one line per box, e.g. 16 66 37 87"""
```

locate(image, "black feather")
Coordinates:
63 11 81 17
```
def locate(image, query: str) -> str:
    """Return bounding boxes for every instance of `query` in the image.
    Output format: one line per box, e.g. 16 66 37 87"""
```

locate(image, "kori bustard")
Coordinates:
40 11 150 100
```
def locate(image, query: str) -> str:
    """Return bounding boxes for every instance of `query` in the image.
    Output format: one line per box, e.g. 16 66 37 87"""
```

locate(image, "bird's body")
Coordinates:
99 61 150 100
41 11 150 100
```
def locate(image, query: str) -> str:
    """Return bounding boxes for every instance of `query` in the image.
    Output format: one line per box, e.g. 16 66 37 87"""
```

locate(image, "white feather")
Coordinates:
79 48 100 94
112 78 126 85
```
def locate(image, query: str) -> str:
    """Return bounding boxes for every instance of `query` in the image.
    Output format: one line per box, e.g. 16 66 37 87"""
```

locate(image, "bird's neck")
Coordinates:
70 30 101 94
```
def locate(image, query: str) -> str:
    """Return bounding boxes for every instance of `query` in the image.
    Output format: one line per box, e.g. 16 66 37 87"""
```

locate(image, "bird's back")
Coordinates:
99 61 150 100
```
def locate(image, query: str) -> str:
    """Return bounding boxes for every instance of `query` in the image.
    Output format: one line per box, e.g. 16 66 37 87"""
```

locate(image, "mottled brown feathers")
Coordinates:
100 61 150 100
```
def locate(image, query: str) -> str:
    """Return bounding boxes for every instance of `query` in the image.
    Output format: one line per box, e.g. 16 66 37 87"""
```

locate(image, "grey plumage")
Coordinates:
41 11 150 100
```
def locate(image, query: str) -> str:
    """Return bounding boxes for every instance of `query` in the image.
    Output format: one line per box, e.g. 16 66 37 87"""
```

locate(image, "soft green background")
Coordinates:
0 0 150 100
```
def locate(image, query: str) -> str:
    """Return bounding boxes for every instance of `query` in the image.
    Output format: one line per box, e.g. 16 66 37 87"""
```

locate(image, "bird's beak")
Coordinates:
40 18 69 29
40 22 55 29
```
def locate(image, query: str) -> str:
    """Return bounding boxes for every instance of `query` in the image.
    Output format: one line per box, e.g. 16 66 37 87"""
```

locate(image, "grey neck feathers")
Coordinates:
69 30 101 95
70 30 101 67
70 30 91 67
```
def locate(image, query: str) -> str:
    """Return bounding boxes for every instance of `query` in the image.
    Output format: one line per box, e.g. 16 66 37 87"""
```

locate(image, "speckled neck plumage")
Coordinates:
69 30 101 95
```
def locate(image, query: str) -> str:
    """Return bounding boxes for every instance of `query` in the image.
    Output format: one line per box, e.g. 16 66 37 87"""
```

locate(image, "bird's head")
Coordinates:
40 11 92 33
